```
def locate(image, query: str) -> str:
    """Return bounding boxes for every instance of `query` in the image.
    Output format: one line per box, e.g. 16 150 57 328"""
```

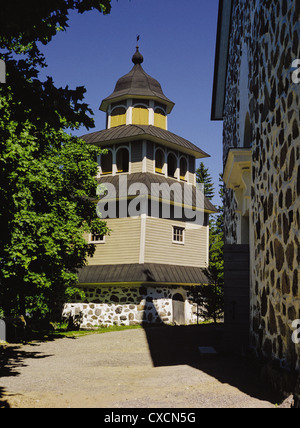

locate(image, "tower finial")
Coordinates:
132 37 143 65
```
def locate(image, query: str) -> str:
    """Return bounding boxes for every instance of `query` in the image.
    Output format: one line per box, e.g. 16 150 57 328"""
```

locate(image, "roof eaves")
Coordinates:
211 0 233 121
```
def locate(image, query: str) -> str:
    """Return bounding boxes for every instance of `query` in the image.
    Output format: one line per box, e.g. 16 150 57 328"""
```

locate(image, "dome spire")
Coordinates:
132 35 143 65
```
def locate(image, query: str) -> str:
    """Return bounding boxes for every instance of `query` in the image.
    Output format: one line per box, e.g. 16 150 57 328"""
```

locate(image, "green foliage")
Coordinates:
0 1 112 319
196 162 215 201
0 1 111 67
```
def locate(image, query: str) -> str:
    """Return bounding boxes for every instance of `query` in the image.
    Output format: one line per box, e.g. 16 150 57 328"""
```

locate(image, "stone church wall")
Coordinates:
222 0 299 374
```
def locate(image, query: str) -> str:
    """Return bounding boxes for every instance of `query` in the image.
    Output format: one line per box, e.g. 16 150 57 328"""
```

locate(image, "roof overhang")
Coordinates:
81 125 209 159
94 133 207 159
77 263 210 286
100 94 175 115
211 0 233 121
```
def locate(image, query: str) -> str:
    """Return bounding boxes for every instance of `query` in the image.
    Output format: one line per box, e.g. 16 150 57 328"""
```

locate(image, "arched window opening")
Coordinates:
155 108 166 117
110 106 126 128
111 107 126 116
101 150 113 175
167 153 177 178
243 112 252 148
172 293 184 302
154 107 167 129
155 149 165 174
180 157 187 181
116 148 129 173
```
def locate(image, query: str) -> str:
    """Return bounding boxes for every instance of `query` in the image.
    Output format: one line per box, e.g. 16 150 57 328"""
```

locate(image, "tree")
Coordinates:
196 162 215 201
0 1 112 320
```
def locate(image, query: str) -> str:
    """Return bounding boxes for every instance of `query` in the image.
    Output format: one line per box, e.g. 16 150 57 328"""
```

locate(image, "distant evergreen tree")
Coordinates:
196 162 215 201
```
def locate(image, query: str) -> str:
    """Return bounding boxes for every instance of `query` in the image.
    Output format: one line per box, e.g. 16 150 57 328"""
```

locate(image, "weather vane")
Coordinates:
136 35 140 47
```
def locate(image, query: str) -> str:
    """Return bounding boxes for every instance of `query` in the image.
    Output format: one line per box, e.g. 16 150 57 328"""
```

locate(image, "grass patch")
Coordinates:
48 324 143 339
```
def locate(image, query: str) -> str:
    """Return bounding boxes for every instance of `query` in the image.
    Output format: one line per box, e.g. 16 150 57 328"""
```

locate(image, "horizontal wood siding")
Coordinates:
86 217 141 266
144 217 208 268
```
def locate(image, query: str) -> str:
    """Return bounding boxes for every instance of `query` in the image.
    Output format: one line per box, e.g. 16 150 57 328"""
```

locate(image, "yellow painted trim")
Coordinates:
110 113 126 128
154 112 167 130
78 281 208 288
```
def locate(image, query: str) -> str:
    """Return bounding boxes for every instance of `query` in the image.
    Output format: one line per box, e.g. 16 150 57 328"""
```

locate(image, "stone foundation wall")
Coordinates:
222 0 300 373
62 285 201 328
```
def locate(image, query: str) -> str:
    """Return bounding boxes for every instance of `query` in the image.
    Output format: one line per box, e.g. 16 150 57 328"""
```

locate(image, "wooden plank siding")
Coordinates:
85 216 208 269
86 217 141 265
144 217 208 268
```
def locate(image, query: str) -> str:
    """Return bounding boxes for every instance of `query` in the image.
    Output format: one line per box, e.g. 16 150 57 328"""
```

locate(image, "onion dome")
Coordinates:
100 47 175 114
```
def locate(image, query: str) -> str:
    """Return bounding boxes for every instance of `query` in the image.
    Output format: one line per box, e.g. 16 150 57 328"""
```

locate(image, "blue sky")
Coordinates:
39 0 223 206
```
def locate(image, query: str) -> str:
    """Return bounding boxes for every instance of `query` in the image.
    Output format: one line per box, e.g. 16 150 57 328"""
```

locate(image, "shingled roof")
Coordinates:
100 47 175 114
81 124 209 159
78 263 210 286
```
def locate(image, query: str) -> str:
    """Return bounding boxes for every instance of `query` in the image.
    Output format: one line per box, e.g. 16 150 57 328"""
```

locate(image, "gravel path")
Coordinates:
0 326 277 408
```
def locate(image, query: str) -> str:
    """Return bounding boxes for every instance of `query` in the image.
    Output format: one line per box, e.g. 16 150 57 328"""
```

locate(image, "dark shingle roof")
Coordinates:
78 263 210 285
81 125 209 159
100 48 175 114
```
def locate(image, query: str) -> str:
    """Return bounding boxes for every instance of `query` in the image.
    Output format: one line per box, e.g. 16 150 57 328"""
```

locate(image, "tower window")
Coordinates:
101 150 113 175
110 106 126 128
90 233 105 243
173 226 185 244
180 157 187 181
116 147 129 173
154 107 167 129
167 153 177 178
155 149 165 174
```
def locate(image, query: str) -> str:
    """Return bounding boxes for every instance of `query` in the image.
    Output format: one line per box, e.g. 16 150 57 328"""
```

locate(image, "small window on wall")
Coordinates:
155 149 165 174
167 153 177 178
180 157 187 181
173 226 185 244
101 150 113 175
90 233 105 243
116 147 129 173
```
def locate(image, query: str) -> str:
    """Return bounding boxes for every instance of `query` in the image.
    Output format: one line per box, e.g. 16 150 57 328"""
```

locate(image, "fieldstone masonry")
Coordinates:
63 285 200 328
222 0 300 395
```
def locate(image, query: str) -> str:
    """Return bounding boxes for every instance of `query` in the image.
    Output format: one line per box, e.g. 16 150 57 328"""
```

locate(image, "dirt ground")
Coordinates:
0 325 279 408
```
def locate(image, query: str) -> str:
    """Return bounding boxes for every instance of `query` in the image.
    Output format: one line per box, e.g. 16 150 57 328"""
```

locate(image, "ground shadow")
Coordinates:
0 344 53 408
143 320 279 405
